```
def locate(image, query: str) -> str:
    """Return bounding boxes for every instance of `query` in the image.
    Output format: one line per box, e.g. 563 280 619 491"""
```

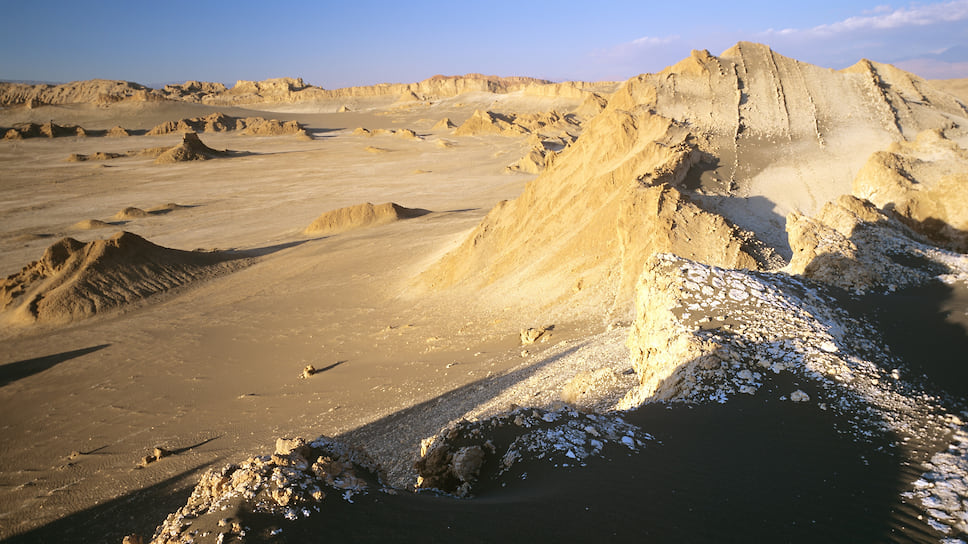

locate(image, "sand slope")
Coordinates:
0 231 247 324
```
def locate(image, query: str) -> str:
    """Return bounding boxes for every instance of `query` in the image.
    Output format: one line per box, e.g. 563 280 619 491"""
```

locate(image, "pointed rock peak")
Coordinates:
720 41 776 61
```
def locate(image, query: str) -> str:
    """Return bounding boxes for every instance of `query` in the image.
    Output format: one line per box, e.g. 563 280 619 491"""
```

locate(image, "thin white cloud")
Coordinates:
766 0 968 37
630 35 680 47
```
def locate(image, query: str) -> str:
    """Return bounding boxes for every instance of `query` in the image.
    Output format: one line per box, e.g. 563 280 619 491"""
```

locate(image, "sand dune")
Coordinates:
0 232 248 324
303 202 430 235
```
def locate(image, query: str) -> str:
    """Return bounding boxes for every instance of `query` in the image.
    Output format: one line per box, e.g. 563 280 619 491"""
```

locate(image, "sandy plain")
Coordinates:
0 94 600 541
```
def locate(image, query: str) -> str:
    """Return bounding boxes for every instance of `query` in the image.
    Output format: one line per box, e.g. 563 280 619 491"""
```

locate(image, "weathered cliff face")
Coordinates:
415 42 968 318
155 74 566 106
784 127 968 293
608 43 968 247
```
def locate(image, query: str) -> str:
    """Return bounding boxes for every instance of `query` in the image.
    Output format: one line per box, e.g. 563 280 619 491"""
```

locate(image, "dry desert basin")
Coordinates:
2 42 968 543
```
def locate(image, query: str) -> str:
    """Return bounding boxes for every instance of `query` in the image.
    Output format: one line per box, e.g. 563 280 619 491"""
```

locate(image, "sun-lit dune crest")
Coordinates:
0 232 248 324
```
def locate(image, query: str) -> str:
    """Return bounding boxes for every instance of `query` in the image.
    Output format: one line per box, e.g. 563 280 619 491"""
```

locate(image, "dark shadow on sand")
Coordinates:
0 344 109 388
304 127 343 139
336 344 585 483
0 464 211 544
228 239 322 258
232 355 939 543
852 280 968 402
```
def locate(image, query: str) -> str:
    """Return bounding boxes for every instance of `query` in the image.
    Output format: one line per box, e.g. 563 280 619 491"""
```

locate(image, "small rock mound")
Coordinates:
146 436 383 544
66 151 124 162
453 110 529 137
153 133 227 164
0 231 247 324
433 117 455 129
303 202 430 236
114 207 149 220
107 125 130 137
415 407 650 497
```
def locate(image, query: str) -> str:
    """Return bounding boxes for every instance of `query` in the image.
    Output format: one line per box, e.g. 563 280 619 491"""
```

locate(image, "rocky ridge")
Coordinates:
0 74 587 107
146 112 307 138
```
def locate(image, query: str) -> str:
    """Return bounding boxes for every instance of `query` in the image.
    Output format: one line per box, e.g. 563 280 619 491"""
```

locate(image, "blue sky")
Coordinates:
1 0 966 87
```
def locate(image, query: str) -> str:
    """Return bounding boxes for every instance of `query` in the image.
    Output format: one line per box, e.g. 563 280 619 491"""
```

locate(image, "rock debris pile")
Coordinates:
414 406 650 497
148 437 384 544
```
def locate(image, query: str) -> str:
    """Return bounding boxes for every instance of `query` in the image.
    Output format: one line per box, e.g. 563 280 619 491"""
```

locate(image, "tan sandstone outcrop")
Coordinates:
852 129 968 252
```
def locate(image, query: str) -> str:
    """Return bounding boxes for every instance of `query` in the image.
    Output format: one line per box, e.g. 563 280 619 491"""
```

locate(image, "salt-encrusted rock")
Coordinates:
451 446 485 483
619 252 965 454
790 390 810 403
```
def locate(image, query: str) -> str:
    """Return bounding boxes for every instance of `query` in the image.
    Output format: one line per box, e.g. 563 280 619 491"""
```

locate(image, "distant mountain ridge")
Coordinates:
0 74 570 107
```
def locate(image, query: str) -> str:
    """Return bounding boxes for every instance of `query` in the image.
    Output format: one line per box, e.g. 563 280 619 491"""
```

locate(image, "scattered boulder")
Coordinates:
520 325 553 345
66 151 124 162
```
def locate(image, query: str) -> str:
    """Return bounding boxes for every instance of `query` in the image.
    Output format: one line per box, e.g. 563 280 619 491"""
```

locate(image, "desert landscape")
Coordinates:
1 40 968 543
